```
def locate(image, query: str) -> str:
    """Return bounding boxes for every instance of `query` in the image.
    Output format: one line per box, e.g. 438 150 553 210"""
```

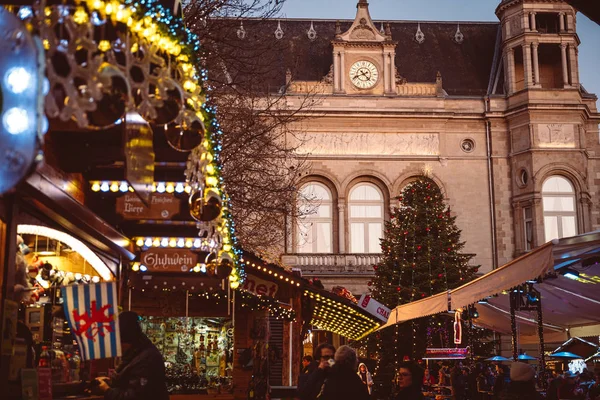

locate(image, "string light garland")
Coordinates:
238 291 296 322
304 290 380 340
240 256 301 287
90 181 192 194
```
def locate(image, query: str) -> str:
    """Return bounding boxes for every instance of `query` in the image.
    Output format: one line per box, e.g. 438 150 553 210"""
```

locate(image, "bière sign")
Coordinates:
140 248 197 272
116 192 181 220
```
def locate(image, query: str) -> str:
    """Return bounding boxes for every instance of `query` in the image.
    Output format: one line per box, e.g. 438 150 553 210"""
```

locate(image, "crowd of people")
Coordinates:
296 344 600 400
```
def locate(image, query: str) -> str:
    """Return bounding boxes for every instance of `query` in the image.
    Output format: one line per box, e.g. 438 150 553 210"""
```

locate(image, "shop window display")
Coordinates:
140 316 234 394
10 232 107 388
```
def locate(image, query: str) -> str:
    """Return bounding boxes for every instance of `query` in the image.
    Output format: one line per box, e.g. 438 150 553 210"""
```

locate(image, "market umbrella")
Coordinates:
518 354 537 361
486 356 509 361
549 351 582 359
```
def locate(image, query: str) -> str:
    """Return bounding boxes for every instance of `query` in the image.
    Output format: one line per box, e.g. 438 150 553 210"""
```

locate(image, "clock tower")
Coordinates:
332 0 397 95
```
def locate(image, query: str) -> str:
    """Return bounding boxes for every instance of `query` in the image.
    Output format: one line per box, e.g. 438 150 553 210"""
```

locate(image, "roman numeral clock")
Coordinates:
349 60 379 89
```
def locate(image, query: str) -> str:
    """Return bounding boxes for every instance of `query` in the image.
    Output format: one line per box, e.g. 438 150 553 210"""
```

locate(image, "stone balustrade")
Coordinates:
281 253 382 275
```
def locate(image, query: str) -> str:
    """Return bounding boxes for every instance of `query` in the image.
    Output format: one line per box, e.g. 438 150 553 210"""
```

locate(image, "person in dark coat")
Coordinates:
97 311 169 400
392 361 424 400
298 343 335 400
298 355 317 393
318 345 370 400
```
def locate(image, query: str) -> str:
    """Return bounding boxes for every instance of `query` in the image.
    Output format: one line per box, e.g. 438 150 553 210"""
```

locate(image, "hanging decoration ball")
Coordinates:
189 189 222 222
438 273 443 278
367 281 372 286
86 63 130 130
164 111 205 152
373 265 378 271
153 80 185 126
396 287 401 292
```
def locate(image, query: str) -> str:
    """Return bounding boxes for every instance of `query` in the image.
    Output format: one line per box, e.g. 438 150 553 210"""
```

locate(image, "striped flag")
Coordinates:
61 282 122 360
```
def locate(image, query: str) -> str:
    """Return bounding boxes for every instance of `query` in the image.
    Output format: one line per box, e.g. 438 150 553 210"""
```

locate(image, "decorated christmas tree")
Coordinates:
367 175 492 396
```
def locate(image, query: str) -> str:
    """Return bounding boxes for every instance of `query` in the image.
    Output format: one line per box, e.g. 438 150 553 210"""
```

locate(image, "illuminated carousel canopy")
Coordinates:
11 0 244 285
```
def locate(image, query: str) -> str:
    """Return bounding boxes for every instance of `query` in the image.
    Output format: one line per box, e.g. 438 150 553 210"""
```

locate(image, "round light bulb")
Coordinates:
3 107 29 135
4 67 31 94
139 265 147 272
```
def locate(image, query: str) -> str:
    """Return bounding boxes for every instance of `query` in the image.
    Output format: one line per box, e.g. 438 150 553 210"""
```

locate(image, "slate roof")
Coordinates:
214 18 501 96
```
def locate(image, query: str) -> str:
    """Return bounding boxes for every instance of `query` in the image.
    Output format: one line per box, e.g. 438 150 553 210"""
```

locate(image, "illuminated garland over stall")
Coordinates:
238 291 296 322
15 0 244 285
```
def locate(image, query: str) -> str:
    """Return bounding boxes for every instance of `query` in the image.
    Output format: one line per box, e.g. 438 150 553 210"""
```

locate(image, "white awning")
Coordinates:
379 231 600 341
450 243 554 309
379 291 448 330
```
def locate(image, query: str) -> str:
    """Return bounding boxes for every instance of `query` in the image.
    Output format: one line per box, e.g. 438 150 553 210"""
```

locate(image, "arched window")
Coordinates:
542 176 577 241
297 183 333 253
349 183 384 253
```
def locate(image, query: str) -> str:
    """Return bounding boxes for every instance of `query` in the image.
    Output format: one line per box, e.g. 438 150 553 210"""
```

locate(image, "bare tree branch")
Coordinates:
183 0 320 259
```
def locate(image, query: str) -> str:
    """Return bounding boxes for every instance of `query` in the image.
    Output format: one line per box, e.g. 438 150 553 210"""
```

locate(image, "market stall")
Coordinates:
0 166 135 399
379 232 600 368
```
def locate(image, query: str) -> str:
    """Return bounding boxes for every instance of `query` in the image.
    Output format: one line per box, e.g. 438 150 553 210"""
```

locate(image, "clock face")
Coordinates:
349 60 379 89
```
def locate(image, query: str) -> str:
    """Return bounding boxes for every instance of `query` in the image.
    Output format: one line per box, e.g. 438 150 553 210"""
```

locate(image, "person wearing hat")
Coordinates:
96 311 169 400
499 362 540 400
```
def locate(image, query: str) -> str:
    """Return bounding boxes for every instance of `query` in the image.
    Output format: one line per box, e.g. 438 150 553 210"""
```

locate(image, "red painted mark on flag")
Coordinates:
73 301 115 341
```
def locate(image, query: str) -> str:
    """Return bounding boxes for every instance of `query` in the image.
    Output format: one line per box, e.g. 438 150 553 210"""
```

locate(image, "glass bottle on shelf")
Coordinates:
38 345 51 368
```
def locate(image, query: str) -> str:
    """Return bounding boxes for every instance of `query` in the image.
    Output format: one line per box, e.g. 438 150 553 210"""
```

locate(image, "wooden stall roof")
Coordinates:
19 164 136 265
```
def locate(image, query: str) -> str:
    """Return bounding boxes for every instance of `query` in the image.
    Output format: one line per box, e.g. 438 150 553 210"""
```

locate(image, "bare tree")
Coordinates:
183 0 318 259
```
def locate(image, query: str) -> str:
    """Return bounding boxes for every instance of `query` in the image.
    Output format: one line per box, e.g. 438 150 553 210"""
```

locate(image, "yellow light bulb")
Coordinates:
169 239 177 247
230 281 240 289
223 244 232 252
152 239 160 247
98 40 111 52
132 264 140 272
109 182 119 192
91 182 100 192
73 7 89 24
183 81 196 91
206 176 218 187
93 0 102 10
205 164 215 175
105 3 113 14
185 240 193 248
166 183 174 193
136 238 144 247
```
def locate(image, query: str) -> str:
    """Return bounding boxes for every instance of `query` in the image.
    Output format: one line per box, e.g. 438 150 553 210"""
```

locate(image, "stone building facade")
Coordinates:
258 0 600 295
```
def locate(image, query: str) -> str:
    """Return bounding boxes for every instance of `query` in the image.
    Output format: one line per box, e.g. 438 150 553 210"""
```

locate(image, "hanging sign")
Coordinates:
357 294 391 322
242 274 279 298
423 348 469 360
140 248 197 272
116 192 181 220
61 282 122 360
